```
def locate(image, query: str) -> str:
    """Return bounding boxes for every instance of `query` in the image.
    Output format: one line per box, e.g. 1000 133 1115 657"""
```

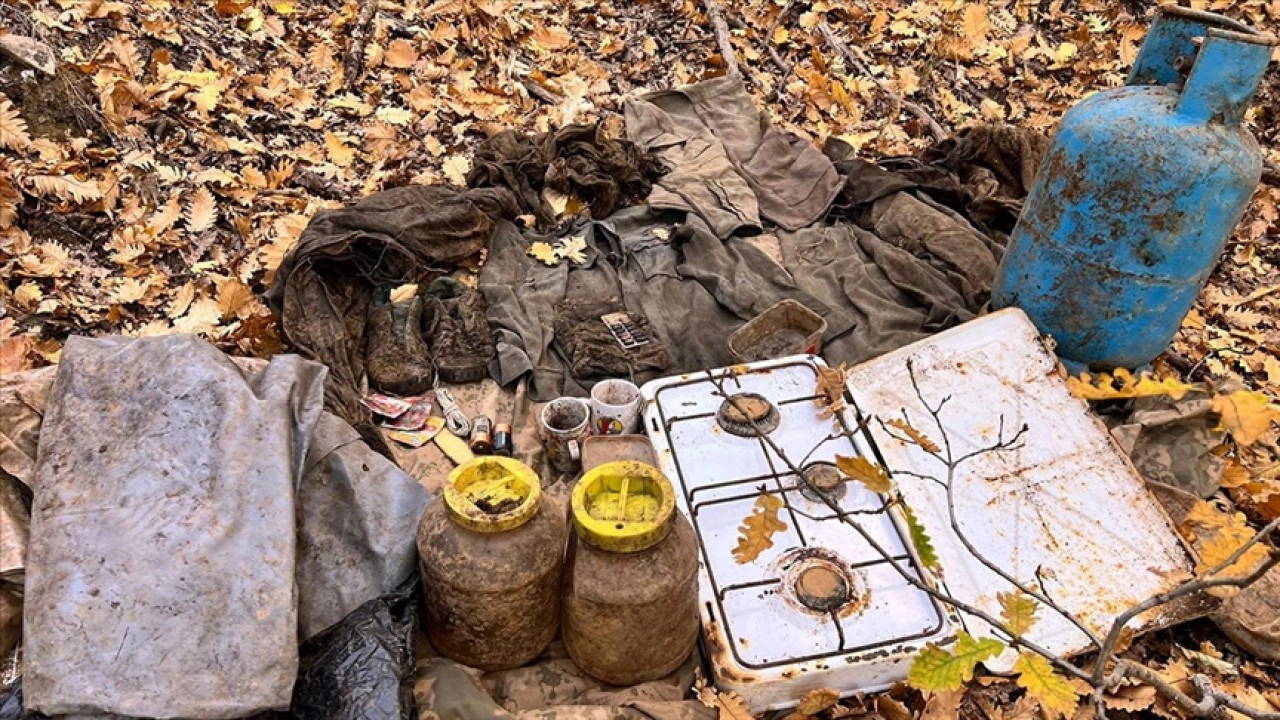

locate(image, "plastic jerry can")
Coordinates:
417 456 568 670
992 5 1277 370
562 461 699 685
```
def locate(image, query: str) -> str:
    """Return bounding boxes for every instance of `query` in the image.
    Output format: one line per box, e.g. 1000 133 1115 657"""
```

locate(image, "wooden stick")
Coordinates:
818 21 948 143
521 77 564 105
344 0 379 89
764 0 797 74
700 0 740 77
1263 161 1279 187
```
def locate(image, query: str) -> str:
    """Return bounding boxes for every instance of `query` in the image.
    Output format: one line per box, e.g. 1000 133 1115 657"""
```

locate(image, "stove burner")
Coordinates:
716 393 780 437
795 566 850 613
799 462 848 502
775 548 867 617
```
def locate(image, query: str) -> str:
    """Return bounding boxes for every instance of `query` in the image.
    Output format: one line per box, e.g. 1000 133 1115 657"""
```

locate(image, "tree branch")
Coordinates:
1263 161 1279 187
817 21 948 143
343 0 380 89
1116 661 1280 719
700 0 739 77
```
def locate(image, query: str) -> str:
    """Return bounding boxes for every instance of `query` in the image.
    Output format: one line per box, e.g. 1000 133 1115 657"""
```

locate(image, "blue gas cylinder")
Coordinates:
992 6 1277 370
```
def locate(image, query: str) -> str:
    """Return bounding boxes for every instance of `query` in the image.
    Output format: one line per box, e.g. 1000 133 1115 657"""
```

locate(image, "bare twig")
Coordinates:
1116 661 1280 719
817 21 948 143
344 0 380 89
700 0 740 77
521 77 564 105
763 0 796 74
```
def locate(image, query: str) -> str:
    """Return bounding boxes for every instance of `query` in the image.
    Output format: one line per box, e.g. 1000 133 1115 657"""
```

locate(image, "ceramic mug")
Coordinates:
540 397 592 473
590 379 643 436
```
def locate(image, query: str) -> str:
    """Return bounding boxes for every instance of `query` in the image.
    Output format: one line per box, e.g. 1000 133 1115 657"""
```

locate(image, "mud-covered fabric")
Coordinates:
23 335 326 718
467 124 666 231
415 646 715 720
552 297 671 382
625 76 841 236
1106 394 1226 502
266 185 518 455
480 207 854 401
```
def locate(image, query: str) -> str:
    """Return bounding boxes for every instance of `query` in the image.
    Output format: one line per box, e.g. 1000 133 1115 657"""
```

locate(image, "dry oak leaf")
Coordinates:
732 491 787 564
814 362 848 418
0 93 32 150
167 282 196 319
695 684 752 720
1066 369 1195 401
1012 651 1080 718
791 688 840 717
185 186 217 233
556 235 588 265
324 131 357 167
216 277 256 319
527 241 560 266
172 297 222 335
441 156 470 187
1183 501 1271 594
919 689 964 720
1211 390 1279 446
384 39 419 69
26 175 103 204
110 277 149 304
529 24 573 51
835 455 892 494
1102 682 1156 712
885 417 940 453
908 632 1004 691
12 282 42 308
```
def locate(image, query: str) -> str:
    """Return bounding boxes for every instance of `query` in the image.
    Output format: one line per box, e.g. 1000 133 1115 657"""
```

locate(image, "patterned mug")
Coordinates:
540 397 592 473
589 379 643 436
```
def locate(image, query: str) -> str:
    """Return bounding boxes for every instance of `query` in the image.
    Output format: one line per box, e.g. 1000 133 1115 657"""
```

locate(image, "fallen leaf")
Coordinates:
442 155 470 187
908 632 1005 691
185 186 217 233
216 277 255 319
384 38 419 68
26 175 103 204
835 455 893 493
324 131 357 167
920 689 963 720
885 417 941 453
732 491 788 564
695 683 753 720
1182 501 1269 594
1067 369 1196 401
903 504 939 568
1212 390 1279 446
1013 651 1080 717
814 363 848 417
172 297 222 334
999 591 1040 637
1102 683 1156 712
527 241 560 266
556 235 588 265
792 687 840 717
0 93 32 150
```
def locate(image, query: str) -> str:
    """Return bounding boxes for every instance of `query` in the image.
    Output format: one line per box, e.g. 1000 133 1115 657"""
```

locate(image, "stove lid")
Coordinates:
844 309 1197 671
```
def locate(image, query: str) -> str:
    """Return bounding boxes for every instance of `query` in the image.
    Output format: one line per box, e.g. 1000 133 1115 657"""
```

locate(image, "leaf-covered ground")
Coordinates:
1 0 1279 717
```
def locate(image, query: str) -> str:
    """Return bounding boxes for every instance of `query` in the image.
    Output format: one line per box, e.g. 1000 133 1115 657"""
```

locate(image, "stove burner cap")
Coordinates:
716 393 780 437
795 565 851 613
800 462 848 502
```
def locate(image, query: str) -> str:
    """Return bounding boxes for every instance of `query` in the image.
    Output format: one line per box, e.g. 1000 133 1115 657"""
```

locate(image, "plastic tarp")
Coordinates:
23 335 326 718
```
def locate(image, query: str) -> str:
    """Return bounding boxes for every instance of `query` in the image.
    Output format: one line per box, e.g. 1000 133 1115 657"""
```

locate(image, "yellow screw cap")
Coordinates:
572 461 676 553
445 456 542 533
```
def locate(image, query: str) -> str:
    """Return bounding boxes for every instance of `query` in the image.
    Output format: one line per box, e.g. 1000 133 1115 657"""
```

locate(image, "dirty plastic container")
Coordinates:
562 461 699 685
728 299 827 362
418 456 568 670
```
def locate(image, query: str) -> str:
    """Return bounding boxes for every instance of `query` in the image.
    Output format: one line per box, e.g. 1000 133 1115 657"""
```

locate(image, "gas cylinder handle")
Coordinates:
1127 5 1263 88
1177 27 1278 126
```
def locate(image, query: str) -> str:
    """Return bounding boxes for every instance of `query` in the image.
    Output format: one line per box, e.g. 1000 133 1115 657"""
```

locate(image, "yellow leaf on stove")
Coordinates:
999 591 1040 637
835 455 892 494
1013 651 1080 717
1211 390 1279 447
527 241 561 266
732 492 787 564
185 186 217 233
903 504 939 568
885 418 941 453
814 363 848 417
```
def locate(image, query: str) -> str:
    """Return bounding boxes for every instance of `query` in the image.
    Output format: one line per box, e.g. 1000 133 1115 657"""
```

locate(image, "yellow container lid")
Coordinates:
445 456 543 533
572 461 676 553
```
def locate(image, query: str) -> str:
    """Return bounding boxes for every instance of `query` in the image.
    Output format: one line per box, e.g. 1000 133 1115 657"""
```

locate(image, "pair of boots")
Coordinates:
365 284 494 396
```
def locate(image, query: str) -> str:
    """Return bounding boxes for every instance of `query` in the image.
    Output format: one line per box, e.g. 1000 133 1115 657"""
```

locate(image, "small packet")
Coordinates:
385 417 447 447
362 393 418 418
381 398 434 431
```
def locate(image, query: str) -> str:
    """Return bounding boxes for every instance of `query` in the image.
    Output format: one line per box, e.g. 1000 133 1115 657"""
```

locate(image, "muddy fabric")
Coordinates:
296 412 432 641
1107 394 1225 501
480 207 854 401
23 335 326 718
425 288 497 385
553 297 671 381
415 646 715 720
468 125 666 230
1214 564 1280 661
266 185 518 455
0 366 52 593
625 76 841 235
367 297 436 396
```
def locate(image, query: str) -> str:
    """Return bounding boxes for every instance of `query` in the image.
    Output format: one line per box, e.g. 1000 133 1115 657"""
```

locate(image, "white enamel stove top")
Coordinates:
641 357 954 712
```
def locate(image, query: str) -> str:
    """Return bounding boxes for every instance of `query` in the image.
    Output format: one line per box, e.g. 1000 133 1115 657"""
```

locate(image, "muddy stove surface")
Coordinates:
641 358 954 712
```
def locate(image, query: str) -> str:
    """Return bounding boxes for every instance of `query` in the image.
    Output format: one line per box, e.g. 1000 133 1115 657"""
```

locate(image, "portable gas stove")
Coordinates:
641 357 956 712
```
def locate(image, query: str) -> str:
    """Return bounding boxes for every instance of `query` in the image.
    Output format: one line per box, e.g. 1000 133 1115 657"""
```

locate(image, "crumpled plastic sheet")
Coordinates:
292 577 419 720
23 335 326 718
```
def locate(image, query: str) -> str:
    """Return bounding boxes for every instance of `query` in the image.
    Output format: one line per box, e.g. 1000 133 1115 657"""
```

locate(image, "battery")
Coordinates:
493 422 513 457
469 415 494 454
